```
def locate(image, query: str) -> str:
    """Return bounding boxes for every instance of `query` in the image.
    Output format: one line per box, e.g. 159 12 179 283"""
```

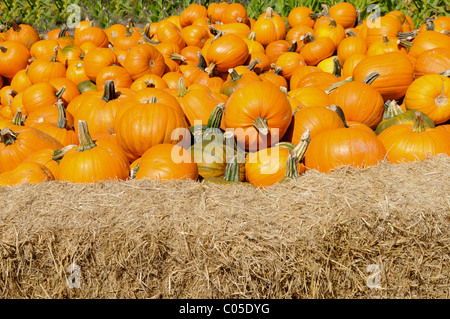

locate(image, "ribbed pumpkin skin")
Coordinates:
224 81 292 152
413 48 450 79
22 148 60 176
283 106 345 144
135 144 198 181
124 44 166 80
352 52 414 101
115 102 190 161
55 143 130 183
83 48 118 81
329 81 385 129
404 74 450 125
245 146 305 187
206 34 249 73
0 162 54 186
378 125 450 164
304 128 386 173
0 127 64 173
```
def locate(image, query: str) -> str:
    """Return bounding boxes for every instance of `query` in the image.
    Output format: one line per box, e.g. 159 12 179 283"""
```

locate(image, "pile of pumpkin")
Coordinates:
0 2 449 188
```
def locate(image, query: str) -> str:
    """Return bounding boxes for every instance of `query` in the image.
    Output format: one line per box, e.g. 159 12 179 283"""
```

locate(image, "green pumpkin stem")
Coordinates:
284 152 300 180
329 18 337 28
274 66 283 75
141 32 160 45
248 31 256 41
205 61 216 76
228 68 242 81
265 7 274 19
412 111 426 133
52 144 77 162
0 127 18 146
177 77 189 97
206 103 225 129
0 45 7 53
223 155 240 182
10 21 21 32
292 128 311 162
58 25 68 38
253 116 269 135
382 100 405 120
11 108 24 126
101 80 117 102
345 29 357 37
426 19 435 31
362 72 380 85
130 163 140 179
246 58 262 71
327 104 349 128
332 56 342 77
209 30 223 44
50 46 59 62
55 99 68 129
325 76 353 95
301 32 315 44
55 86 66 100
76 121 97 152
397 30 419 41
170 52 186 62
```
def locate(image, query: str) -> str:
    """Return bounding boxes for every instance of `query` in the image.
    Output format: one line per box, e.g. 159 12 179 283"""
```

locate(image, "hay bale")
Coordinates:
1 156 449 299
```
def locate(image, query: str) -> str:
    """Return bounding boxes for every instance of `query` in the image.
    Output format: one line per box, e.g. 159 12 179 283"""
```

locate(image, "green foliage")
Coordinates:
0 0 448 32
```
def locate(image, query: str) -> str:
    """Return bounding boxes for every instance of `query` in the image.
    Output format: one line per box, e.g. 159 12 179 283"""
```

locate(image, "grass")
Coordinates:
0 0 448 32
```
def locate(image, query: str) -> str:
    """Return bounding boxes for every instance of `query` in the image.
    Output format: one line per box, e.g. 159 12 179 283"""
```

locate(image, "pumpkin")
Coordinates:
25 98 74 128
224 81 292 152
0 41 31 79
27 47 67 84
0 162 54 187
245 129 310 187
10 69 33 93
83 47 118 81
180 3 208 28
328 72 385 129
288 87 330 109
366 35 407 56
287 6 315 28
304 127 387 173
5 22 40 49
283 105 346 145
0 126 63 173
96 65 133 90
155 21 186 49
124 43 165 80
21 82 66 114
205 33 249 75
375 100 435 135
314 18 345 48
404 73 450 125
115 100 190 161
378 111 450 164
265 39 298 64
22 145 76 177
407 30 450 59
336 30 367 65
274 52 305 80
222 2 249 25
253 7 287 47
134 143 198 181
220 68 261 97
180 25 210 48
352 52 414 101
208 2 229 24
328 2 357 29
341 53 366 78
413 48 450 79
300 32 335 66
66 61 90 85
30 39 61 60
55 120 130 183
258 66 288 89
73 26 109 48
57 45 84 67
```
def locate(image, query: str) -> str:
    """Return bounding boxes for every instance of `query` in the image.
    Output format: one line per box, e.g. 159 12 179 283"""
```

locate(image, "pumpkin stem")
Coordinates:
228 68 242 81
265 7 274 19
130 163 140 179
411 111 426 133
325 76 353 95
55 86 66 99
52 144 77 162
292 127 311 162
101 80 117 102
439 70 450 77
355 9 362 26
206 103 225 129
0 127 18 146
426 19 435 31
223 155 240 182
170 52 186 62
398 39 413 50
196 51 207 70
329 18 337 28
284 151 300 180
246 58 262 71
50 46 59 62
76 120 97 152
332 56 342 77
58 25 68 38
10 21 21 32
273 66 283 75
141 32 160 45
11 108 24 126
288 40 298 52
362 72 380 85
205 61 216 76
248 31 256 41
345 29 357 37
0 45 7 53
382 100 405 120
397 30 419 41
253 116 269 135
301 32 315 44
177 77 189 97
327 104 348 128
210 30 223 44
55 99 68 129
